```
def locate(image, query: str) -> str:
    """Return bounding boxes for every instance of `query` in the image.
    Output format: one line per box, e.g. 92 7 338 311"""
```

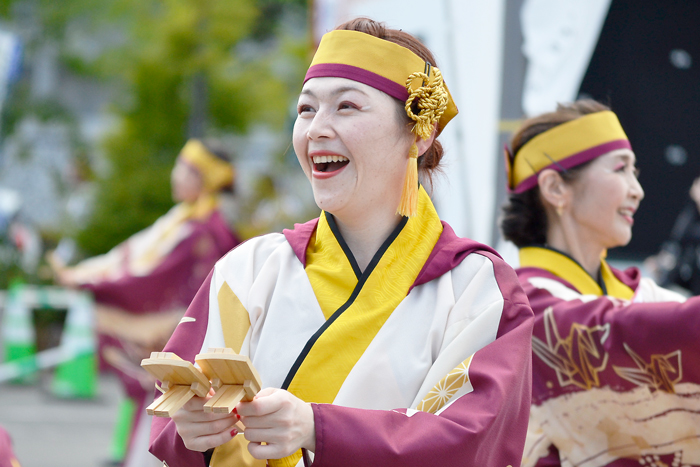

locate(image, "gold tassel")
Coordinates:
396 143 419 217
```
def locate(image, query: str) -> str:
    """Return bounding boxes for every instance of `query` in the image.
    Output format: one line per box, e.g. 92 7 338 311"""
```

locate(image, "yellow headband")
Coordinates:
305 29 458 136
507 111 631 193
179 139 234 192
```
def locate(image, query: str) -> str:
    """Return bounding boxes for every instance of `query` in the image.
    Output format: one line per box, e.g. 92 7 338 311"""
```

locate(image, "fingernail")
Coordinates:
236 413 241 420
232 407 238 414
230 428 238 437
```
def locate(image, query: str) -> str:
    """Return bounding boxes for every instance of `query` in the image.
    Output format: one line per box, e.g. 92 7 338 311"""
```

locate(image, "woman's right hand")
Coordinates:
171 392 240 452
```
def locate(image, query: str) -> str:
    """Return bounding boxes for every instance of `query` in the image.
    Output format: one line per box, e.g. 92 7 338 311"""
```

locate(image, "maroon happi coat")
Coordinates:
518 247 700 467
0 426 20 467
149 220 534 467
82 210 239 313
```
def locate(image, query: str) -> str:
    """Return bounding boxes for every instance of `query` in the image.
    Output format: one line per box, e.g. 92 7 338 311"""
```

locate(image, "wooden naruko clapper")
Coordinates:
141 348 262 417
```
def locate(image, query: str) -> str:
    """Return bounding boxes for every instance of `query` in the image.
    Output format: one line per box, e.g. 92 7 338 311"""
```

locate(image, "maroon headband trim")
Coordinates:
304 63 409 102
513 139 632 194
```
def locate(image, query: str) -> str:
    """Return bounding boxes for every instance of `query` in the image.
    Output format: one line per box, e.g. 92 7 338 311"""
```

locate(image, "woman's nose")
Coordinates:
306 111 333 140
630 173 644 201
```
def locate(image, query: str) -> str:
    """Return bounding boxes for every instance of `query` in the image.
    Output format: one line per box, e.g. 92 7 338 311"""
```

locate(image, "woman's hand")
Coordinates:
171 391 240 452
237 388 316 460
45 250 72 287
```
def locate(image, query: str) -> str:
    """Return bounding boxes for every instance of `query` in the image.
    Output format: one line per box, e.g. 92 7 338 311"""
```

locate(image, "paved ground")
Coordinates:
0 372 123 467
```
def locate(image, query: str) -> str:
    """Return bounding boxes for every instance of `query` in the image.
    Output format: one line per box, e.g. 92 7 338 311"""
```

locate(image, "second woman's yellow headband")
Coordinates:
506 111 630 193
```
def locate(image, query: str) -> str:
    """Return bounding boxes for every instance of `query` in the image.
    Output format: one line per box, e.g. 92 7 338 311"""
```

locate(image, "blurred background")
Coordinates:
0 0 698 466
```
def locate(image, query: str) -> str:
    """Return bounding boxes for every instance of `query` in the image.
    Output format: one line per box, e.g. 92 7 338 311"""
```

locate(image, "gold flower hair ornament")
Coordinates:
397 64 448 217
404 65 449 140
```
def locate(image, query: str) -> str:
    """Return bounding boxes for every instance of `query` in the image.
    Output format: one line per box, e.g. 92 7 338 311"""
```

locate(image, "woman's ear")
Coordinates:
538 169 570 212
414 124 437 155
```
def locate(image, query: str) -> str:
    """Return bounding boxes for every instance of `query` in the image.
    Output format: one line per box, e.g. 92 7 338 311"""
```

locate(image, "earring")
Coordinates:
556 203 564 217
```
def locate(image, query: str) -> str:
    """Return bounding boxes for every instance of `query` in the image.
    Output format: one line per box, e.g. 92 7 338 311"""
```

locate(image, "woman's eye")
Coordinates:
297 104 314 114
339 101 358 110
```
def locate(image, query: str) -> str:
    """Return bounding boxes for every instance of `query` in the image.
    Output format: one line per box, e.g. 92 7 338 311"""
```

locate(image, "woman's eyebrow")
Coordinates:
330 86 368 97
299 86 369 98
619 153 636 165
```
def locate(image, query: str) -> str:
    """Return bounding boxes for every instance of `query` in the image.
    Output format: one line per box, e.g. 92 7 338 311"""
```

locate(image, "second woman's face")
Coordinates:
293 77 414 219
567 149 645 249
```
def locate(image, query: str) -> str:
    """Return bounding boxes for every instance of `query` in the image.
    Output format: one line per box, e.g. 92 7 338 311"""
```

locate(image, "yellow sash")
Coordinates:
212 187 443 467
273 187 443 466
519 246 634 300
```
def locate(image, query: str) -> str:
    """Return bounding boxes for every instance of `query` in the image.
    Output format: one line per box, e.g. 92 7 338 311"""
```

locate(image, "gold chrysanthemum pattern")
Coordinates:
417 356 473 414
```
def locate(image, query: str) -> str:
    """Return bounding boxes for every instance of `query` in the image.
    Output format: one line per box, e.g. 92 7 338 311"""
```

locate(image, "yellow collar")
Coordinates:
305 185 443 318
519 246 634 300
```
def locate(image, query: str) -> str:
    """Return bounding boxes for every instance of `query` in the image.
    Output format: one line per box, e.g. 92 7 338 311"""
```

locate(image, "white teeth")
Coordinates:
312 155 348 164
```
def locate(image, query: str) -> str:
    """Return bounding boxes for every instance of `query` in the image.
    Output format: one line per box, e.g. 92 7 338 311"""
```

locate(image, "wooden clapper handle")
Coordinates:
141 352 211 417
195 348 263 414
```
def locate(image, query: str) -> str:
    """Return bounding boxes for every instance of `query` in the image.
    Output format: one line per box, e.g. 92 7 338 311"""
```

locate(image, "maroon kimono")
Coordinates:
518 247 700 467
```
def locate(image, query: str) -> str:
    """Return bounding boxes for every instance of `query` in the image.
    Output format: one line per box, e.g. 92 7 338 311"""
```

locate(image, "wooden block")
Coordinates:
141 353 210 389
154 386 195 417
195 351 262 389
147 385 193 417
204 385 245 413
242 379 259 401
146 392 168 416
190 381 209 398
234 419 246 432
213 386 246 414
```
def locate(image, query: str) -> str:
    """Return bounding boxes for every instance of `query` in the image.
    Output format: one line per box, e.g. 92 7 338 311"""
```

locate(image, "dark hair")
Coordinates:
334 17 444 186
500 99 611 247
201 138 235 194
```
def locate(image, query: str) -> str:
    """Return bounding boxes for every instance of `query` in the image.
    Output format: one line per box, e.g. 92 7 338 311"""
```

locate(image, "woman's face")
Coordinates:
292 77 413 220
567 149 644 250
171 159 203 203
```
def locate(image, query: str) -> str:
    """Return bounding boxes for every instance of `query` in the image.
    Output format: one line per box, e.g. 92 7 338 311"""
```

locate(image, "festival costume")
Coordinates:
65 140 239 466
518 247 700 467
150 187 534 466
149 28 532 467
504 110 700 466
0 426 21 467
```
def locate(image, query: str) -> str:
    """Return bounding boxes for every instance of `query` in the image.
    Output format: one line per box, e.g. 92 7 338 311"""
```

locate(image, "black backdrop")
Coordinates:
578 0 700 260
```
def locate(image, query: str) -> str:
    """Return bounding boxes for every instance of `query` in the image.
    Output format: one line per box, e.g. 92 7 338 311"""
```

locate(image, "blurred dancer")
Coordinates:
0 425 20 467
49 139 240 467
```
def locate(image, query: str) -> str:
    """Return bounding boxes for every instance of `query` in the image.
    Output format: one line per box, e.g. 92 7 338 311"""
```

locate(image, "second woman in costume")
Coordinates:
501 99 700 467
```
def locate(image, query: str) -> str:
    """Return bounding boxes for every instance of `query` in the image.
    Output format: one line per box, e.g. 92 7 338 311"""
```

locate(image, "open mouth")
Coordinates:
313 155 349 173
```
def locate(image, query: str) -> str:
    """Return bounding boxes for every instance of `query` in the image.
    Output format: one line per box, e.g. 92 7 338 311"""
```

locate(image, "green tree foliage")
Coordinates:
68 0 308 255
0 0 311 263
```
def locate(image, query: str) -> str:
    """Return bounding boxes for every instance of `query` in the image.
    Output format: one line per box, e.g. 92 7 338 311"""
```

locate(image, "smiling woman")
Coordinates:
501 100 700 467
149 17 534 467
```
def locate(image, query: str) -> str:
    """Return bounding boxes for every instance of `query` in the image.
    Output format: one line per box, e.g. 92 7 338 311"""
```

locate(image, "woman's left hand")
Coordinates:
237 388 316 460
